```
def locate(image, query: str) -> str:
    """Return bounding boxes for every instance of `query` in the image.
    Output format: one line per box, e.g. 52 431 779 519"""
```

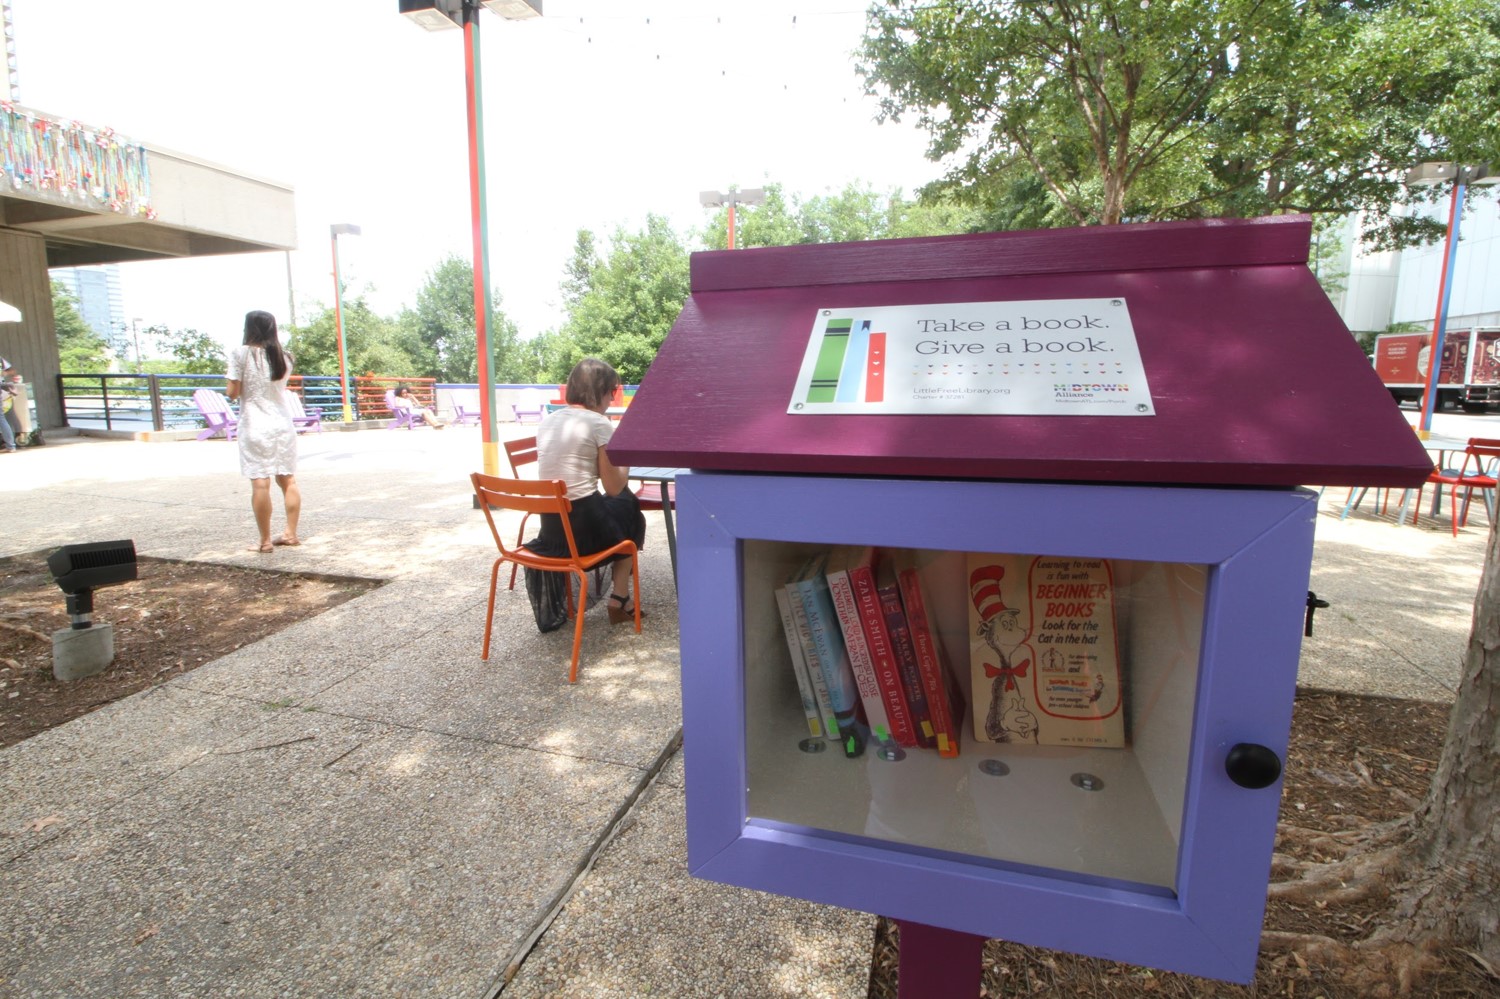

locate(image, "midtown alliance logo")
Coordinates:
1053 382 1132 399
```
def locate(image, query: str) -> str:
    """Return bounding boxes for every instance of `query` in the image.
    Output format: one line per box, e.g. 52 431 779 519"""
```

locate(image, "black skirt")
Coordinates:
529 489 645 562
522 489 645 633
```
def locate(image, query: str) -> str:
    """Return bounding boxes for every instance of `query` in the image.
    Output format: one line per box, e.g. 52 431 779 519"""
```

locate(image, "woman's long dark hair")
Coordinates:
242 310 290 382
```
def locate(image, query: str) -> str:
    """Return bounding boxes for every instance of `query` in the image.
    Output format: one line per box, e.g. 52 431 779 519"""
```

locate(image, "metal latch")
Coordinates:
1305 591 1330 637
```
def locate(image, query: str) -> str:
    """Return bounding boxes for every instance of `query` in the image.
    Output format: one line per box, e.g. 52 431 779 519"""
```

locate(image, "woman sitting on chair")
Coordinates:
534 357 646 624
392 385 445 428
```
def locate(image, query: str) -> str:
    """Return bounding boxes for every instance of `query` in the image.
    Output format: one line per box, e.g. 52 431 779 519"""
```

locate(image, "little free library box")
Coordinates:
607 216 1431 984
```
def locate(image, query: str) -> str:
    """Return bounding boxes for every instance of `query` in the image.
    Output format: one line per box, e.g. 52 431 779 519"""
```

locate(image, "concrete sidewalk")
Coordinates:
0 426 1486 998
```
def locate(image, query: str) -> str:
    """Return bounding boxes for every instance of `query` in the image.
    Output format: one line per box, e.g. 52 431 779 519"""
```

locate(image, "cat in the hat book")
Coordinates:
967 554 1125 748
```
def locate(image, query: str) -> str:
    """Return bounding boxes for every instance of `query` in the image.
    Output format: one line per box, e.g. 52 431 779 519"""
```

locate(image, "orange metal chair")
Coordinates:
1406 438 1500 536
502 436 540 590
471 472 641 683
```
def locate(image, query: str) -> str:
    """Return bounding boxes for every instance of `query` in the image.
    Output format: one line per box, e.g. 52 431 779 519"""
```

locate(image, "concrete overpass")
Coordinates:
0 103 296 429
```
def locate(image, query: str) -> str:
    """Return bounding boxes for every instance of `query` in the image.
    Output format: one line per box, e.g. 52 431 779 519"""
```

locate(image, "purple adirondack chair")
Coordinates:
192 388 238 440
288 394 323 433
385 389 423 430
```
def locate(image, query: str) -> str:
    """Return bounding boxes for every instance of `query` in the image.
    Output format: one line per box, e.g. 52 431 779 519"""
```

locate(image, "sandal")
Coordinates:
607 592 647 625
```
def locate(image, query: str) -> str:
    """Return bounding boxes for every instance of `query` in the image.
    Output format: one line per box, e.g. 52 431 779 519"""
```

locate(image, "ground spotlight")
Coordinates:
46 540 137 680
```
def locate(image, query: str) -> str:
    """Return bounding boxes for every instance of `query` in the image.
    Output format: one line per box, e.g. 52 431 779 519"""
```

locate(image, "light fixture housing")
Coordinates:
331 223 362 237
481 0 543 19
398 0 462 30
1405 162 1456 187
47 540 137 628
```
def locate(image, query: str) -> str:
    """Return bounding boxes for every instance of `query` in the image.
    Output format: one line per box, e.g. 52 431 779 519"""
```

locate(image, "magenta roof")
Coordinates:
608 216 1432 487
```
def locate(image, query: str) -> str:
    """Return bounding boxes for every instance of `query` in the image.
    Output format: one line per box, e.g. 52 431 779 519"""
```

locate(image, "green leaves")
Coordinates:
556 214 690 385
52 282 111 372
859 0 1500 241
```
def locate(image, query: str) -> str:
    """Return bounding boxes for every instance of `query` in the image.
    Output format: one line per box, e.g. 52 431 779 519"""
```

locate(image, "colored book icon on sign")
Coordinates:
807 318 852 402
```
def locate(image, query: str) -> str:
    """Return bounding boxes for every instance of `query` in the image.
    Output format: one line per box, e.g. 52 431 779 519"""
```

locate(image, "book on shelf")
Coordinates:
783 559 840 741
875 557 936 749
895 559 966 758
823 546 896 747
773 584 825 739
788 555 866 757
840 546 918 747
967 553 1125 748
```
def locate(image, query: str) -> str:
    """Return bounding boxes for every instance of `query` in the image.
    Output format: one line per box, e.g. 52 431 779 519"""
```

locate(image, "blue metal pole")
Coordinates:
1419 181 1466 435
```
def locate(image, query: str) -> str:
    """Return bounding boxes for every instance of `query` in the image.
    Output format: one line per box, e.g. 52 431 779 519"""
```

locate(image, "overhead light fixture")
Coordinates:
1404 162 1456 187
399 0 462 30
481 0 543 19
1406 162 1497 187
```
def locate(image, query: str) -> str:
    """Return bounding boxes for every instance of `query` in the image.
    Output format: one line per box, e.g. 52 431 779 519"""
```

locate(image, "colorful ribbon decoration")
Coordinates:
1 103 154 219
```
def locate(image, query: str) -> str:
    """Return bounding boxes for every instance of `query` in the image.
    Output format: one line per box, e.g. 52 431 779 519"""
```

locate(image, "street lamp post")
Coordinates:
1405 162 1498 435
400 0 542 480
699 187 767 249
330 223 361 423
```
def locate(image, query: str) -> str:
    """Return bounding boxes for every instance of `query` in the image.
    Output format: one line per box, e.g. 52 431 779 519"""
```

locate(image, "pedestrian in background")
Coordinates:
225 311 301 552
0 356 20 452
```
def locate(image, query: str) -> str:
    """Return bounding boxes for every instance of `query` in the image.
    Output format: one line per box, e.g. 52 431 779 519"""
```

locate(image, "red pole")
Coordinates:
464 5 499 476
728 200 737 250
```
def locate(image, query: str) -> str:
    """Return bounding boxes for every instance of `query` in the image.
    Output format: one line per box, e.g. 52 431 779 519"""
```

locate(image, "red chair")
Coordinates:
1406 438 1500 536
502 436 540 590
471 473 640 683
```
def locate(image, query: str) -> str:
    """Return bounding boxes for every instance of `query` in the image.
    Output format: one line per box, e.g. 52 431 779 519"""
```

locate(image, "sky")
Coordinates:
10 0 940 350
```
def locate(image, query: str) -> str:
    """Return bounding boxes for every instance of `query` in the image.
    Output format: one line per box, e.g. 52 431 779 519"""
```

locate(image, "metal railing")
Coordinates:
57 373 347 431
54 375 616 432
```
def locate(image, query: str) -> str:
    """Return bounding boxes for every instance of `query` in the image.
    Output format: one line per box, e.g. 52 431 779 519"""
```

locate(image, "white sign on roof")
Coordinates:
788 298 1155 416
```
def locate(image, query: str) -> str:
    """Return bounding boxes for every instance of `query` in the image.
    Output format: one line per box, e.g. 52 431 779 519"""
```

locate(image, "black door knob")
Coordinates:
1225 743 1282 789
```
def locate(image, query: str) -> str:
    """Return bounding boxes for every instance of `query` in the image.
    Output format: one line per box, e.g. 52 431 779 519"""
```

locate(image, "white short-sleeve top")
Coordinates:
536 406 614 501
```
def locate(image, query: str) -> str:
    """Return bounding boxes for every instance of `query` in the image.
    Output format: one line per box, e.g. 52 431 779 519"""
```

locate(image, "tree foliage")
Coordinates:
286 296 417 379
51 282 111 372
702 182 981 250
154 327 225 375
405 254 525 383
554 214 691 384
859 0 1500 243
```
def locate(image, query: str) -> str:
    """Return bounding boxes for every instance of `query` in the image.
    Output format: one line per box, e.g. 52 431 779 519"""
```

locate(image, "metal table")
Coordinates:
630 467 685 582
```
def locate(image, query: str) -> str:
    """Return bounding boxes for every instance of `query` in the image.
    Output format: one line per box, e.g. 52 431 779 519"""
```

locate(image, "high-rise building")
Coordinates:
50 264 126 353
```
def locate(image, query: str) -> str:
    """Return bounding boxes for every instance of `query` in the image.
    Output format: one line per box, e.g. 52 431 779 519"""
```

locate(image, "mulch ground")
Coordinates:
0 550 379 749
867 691 1498 997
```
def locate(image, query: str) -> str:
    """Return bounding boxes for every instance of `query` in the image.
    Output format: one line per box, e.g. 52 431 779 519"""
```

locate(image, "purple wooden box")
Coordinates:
672 472 1312 982
608 218 1433 984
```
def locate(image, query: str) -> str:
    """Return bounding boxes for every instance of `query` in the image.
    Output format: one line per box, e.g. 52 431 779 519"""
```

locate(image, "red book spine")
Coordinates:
877 576 934 748
899 568 960 757
849 562 917 747
866 332 886 402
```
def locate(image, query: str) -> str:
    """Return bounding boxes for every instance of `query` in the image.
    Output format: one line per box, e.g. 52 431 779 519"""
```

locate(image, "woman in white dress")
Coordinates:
226 311 302 553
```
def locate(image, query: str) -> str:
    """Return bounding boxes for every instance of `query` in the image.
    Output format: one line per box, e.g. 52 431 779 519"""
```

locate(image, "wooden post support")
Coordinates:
896 919 986 999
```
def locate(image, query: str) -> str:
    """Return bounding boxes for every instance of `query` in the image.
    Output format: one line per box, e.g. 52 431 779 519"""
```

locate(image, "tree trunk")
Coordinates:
1377 520 1500 969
